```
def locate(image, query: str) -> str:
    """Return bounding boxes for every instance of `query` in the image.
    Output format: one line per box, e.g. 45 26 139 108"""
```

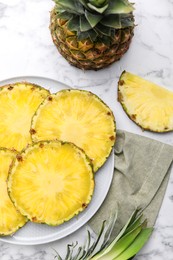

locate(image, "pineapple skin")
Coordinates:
50 9 134 70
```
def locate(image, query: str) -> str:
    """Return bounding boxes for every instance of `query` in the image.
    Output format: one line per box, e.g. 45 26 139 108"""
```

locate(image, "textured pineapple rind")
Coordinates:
0 81 50 96
50 9 134 71
7 140 95 226
30 89 116 172
0 148 27 236
0 219 27 237
118 71 173 133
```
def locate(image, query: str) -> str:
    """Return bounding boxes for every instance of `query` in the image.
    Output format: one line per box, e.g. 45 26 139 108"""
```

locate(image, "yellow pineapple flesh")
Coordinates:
118 71 173 132
31 90 116 172
8 141 94 226
0 149 27 235
0 82 49 151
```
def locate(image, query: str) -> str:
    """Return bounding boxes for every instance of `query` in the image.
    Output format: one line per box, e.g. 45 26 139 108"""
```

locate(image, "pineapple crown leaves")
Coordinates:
54 209 153 260
53 0 135 41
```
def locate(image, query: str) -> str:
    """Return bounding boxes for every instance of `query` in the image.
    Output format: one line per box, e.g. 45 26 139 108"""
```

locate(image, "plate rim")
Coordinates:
0 75 115 245
0 75 69 89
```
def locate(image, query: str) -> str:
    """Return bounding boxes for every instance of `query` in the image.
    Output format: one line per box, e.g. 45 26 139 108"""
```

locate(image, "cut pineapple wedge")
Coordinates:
0 148 27 235
118 71 173 132
0 82 49 151
31 90 116 172
8 141 94 226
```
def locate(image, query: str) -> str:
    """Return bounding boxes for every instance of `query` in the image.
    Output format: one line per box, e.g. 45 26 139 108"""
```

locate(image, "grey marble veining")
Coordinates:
0 0 173 259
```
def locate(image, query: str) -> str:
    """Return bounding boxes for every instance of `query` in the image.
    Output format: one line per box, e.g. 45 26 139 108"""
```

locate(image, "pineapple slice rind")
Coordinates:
8 141 94 226
0 82 50 151
0 148 27 236
31 89 116 172
118 71 173 132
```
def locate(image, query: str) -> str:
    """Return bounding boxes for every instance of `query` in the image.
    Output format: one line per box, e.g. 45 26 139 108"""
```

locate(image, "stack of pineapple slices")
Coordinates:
31 90 116 172
0 83 115 235
0 82 49 235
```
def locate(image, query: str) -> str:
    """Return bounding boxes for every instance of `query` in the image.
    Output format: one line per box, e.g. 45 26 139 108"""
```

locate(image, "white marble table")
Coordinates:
0 0 173 259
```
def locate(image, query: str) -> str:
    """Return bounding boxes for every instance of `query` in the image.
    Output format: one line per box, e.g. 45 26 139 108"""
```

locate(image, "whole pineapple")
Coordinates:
50 0 135 70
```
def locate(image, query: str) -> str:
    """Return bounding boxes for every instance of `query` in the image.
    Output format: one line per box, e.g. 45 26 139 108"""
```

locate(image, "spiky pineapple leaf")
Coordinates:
54 0 84 14
121 15 134 28
87 3 108 14
77 31 90 41
77 29 98 42
81 231 92 258
124 214 143 235
78 0 89 10
54 0 135 43
85 10 102 28
80 16 92 31
87 29 98 41
114 228 153 260
53 249 63 260
56 11 73 20
73 246 84 260
77 30 87 40
101 211 118 249
64 244 78 260
88 220 107 257
126 208 141 228
67 17 80 31
95 24 112 36
99 36 111 46
100 15 121 29
91 209 143 259
96 221 147 260
55 4 67 13
105 0 134 15
53 209 152 260
89 0 108 8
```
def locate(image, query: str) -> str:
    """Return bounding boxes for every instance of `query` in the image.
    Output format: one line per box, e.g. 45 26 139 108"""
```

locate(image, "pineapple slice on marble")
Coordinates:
118 71 173 132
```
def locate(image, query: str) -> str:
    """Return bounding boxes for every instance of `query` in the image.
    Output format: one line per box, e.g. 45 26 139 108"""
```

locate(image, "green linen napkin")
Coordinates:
89 130 173 237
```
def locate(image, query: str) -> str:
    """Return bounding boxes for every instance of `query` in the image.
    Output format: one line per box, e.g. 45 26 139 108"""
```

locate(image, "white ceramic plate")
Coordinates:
0 76 114 245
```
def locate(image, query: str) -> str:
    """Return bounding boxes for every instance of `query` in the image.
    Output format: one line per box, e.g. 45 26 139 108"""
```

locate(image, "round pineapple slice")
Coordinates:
118 71 173 132
8 141 94 226
0 148 27 236
0 82 49 151
31 90 116 172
